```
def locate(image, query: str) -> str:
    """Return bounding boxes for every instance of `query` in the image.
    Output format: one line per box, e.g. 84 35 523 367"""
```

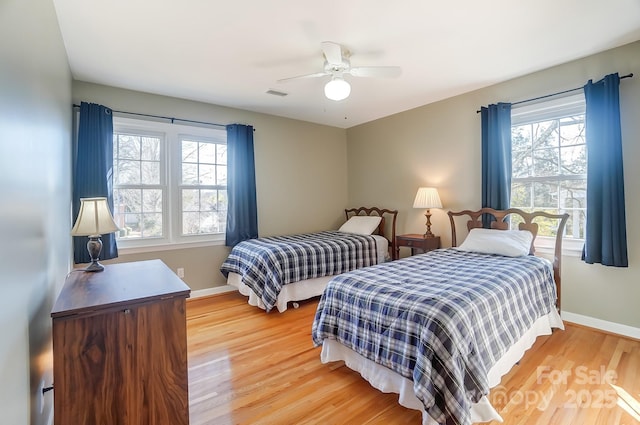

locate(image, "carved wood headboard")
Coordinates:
345 207 399 258
447 208 569 310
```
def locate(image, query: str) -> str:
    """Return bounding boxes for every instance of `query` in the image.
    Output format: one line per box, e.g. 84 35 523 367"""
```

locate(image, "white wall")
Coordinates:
72 82 349 290
347 41 640 329
0 0 72 423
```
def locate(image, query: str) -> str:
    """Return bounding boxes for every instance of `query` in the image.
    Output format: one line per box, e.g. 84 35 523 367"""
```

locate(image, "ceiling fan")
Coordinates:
277 41 402 101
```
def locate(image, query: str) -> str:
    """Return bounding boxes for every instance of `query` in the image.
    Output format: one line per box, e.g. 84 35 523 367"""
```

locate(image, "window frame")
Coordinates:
112 125 168 244
172 133 228 244
112 115 227 253
510 93 586 255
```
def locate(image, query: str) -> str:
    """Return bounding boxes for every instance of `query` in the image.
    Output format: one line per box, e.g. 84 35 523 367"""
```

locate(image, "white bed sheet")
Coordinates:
320 308 564 424
228 235 389 312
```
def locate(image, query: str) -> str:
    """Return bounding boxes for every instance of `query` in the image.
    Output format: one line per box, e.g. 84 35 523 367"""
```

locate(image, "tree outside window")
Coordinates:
510 96 586 240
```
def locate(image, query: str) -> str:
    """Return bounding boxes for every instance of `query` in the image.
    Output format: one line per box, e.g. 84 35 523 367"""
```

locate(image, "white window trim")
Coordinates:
534 235 584 257
118 238 226 256
112 115 227 253
172 132 227 244
113 125 168 244
511 93 586 257
511 93 585 126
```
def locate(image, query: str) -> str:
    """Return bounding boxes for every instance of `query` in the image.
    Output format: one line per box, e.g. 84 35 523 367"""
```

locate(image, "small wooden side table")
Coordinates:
394 234 440 260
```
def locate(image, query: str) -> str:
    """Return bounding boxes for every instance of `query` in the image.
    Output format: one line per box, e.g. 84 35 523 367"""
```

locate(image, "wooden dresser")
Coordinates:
51 259 191 425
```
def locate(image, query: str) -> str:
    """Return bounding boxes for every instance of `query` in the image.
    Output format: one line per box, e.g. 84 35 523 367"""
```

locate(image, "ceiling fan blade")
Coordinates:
348 66 402 78
321 41 343 65
277 71 329 83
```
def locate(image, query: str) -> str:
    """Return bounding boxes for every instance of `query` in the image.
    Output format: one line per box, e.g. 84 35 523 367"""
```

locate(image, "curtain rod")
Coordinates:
476 73 633 113
72 103 230 129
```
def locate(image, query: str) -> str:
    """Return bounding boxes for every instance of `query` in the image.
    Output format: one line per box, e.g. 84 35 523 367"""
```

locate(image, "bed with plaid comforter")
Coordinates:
220 231 378 312
312 248 558 425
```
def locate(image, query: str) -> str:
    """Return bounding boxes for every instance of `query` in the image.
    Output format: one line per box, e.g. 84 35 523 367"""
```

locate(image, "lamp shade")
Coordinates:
324 77 351 101
71 197 119 236
413 187 442 209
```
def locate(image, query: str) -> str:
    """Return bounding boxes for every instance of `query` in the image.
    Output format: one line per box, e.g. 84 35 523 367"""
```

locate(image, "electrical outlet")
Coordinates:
177 268 184 278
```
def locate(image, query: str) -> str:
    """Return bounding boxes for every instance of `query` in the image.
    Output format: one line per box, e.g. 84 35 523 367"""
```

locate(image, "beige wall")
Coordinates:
0 0 72 423
4 2 635 422
346 41 640 328
72 82 349 290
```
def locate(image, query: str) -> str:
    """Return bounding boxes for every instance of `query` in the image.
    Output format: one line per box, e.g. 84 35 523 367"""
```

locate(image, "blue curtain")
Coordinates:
481 102 512 227
225 124 258 246
582 73 628 267
72 102 118 263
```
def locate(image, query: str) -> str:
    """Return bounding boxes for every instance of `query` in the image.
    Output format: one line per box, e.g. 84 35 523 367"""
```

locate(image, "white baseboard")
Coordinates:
190 285 238 299
561 311 640 340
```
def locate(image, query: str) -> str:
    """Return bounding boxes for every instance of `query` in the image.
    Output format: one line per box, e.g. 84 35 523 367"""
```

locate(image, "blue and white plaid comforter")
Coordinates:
312 249 557 425
220 231 378 312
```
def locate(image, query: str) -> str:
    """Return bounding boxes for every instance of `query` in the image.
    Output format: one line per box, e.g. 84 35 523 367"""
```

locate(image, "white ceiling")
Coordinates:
52 0 640 129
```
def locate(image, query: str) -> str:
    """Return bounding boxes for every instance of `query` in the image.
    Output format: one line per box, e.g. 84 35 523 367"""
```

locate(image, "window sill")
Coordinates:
534 237 583 258
118 238 227 255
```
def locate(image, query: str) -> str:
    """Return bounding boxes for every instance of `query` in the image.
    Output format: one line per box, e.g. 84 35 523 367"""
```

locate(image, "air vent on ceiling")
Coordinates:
266 89 288 97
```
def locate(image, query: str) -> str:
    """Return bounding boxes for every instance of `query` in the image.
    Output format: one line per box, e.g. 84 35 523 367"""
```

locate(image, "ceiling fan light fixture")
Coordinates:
324 77 351 101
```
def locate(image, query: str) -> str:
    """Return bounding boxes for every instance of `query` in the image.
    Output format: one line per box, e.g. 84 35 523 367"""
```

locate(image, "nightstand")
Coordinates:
394 234 440 260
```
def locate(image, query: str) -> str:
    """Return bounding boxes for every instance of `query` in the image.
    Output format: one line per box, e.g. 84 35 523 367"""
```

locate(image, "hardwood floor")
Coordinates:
187 292 640 424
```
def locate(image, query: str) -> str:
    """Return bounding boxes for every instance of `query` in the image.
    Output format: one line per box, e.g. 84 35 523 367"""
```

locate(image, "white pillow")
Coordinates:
458 228 533 257
338 216 382 235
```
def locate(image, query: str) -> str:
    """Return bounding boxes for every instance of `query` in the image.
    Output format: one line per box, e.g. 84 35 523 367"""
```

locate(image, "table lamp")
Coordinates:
413 187 442 238
71 197 119 272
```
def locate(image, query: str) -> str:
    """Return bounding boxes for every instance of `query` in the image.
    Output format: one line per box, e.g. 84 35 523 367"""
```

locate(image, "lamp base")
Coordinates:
423 209 436 238
84 261 105 272
84 235 105 272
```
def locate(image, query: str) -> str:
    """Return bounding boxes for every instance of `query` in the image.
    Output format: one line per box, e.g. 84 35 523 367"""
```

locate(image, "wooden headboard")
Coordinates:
345 207 399 258
447 208 569 310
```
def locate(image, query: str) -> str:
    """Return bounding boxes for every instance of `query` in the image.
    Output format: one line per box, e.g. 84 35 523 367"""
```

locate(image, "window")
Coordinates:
180 138 227 235
510 94 586 249
113 132 164 240
112 116 227 250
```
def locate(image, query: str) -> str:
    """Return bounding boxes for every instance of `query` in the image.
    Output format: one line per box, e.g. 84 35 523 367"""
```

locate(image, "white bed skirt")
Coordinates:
227 272 332 313
320 308 564 424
